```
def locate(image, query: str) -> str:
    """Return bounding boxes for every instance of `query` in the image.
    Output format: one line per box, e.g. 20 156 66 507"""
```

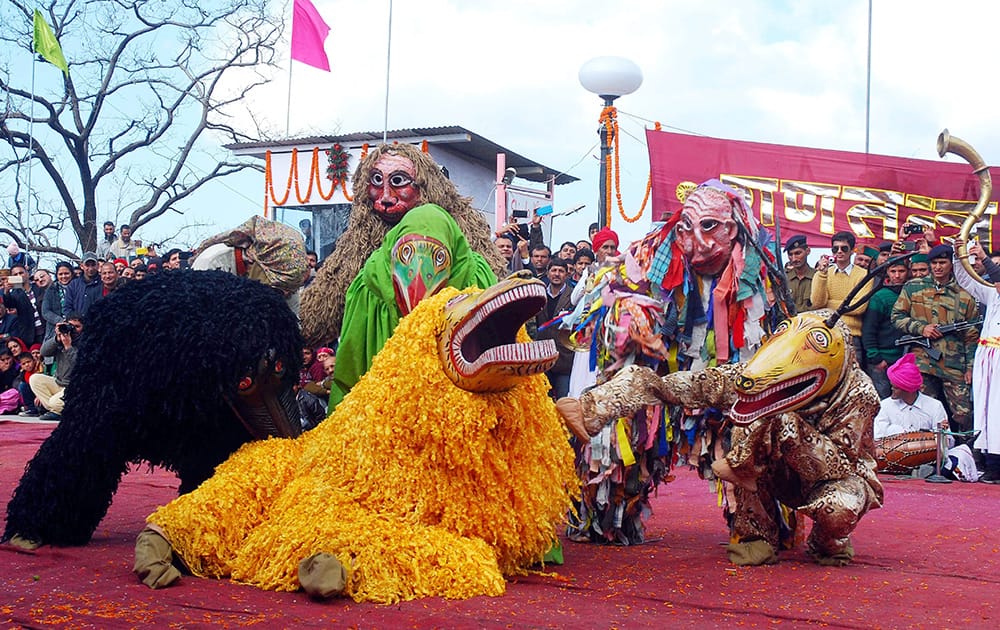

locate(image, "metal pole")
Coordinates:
285 60 293 137
865 0 872 153
597 96 615 230
382 0 393 144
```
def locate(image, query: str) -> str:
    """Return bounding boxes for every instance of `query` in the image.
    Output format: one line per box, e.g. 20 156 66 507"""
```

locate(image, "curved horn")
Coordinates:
937 129 993 287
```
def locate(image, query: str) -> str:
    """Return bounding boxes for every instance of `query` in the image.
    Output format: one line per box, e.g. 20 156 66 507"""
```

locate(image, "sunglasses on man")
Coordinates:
831 245 852 253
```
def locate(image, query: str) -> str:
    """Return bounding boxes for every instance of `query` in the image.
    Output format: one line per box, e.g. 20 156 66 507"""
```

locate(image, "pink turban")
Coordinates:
887 353 923 392
591 228 619 254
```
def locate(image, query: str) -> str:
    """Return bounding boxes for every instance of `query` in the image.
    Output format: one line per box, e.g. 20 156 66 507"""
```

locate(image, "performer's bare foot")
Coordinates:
711 458 758 491
6 534 41 550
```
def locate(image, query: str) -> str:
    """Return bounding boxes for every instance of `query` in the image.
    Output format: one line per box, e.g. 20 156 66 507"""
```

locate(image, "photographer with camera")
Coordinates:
494 211 545 274
29 314 83 422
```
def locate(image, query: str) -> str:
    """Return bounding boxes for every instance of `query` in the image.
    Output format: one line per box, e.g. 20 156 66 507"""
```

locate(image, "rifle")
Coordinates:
894 318 983 361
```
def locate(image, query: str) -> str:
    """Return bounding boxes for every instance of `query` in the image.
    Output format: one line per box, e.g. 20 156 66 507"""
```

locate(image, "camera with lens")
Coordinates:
56 322 74 335
902 223 924 235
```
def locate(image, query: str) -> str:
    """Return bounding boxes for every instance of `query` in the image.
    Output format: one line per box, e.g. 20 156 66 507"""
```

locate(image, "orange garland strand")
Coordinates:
265 150 293 206
598 108 658 225
266 147 355 212
291 150 315 204
313 147 337 201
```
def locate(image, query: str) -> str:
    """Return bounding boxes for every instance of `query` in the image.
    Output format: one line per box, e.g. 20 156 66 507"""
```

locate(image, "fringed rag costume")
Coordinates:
555 180 779 545
139 279 579 603
558 310 883 566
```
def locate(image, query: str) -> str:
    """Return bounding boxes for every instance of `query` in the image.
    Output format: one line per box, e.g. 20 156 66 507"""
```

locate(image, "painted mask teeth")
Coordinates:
730 370 824 425
440 279 558 392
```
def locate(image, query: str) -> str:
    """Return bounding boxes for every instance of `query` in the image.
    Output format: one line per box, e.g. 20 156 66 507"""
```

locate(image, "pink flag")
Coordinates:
291 0 331 72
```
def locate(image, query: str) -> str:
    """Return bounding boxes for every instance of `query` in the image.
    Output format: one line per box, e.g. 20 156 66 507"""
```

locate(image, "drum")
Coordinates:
875 431 938 474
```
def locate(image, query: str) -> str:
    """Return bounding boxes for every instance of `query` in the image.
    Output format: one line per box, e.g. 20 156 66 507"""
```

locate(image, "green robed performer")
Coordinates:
329 203 497 410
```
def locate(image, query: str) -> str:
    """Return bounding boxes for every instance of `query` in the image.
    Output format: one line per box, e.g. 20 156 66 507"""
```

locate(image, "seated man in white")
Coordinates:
874 353 979 481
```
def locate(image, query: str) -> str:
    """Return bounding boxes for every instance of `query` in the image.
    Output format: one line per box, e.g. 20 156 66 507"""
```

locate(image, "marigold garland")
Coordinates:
149 288 579 604
598 108 658 226
264 147 349 215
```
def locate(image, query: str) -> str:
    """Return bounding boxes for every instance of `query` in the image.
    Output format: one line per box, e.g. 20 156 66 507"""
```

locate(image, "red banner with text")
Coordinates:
647 130 999 252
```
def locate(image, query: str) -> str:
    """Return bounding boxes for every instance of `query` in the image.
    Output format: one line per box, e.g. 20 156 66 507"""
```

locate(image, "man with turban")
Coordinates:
873 353 948 439
874 352 980 481
891 244 978 433
589 227 619 263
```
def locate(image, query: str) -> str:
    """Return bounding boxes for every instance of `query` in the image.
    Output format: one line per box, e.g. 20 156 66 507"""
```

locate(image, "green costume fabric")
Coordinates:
328 204 498 411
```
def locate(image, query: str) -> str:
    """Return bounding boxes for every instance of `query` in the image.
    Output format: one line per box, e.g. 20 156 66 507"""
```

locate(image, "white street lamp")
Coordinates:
579 56 643 230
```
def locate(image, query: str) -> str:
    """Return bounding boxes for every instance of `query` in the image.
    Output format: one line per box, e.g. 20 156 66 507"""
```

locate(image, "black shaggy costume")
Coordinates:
3 270 303 547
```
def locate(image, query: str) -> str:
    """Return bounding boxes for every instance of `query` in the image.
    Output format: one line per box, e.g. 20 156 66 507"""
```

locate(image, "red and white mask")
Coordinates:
368 154 421 224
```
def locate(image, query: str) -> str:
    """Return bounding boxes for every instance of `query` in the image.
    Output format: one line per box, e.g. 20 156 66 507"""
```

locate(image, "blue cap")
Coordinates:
928 244 953 261
784 235 808 252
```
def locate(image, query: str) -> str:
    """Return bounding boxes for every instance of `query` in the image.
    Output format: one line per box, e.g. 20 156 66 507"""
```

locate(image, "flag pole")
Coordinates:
382 0 393 144
286 57 294 137
26 54 37 233
286 0 295 138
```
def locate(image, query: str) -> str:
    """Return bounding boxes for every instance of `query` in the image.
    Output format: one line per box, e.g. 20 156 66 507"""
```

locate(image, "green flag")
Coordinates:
32 9 68 76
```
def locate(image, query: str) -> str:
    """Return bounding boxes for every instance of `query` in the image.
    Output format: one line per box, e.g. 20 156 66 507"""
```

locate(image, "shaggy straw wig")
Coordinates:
299 143 506 346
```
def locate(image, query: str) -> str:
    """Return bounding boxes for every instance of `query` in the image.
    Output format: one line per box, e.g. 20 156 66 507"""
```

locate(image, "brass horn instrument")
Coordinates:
556 326 592 352
937 128 994 287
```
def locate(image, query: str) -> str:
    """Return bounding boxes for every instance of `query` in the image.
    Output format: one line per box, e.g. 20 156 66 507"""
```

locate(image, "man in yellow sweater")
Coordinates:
811 231 868 368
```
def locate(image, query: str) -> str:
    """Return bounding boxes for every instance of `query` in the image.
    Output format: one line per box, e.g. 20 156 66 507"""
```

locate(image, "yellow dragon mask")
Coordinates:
730 311 852 426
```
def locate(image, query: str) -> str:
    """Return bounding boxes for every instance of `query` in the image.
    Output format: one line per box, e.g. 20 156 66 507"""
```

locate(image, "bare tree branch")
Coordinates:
0 0 285 256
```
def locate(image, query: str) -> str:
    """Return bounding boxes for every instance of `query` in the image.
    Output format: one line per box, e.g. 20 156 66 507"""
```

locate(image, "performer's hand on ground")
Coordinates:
6 534 41 550
726 539 778 566
298 553 348 599
134 525 181 589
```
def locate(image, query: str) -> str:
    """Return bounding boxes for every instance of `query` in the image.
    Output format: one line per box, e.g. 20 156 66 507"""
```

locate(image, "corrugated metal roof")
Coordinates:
225 125 578 185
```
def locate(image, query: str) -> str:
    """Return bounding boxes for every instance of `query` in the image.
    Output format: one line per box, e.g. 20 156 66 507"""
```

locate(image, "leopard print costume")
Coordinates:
570 322 883 565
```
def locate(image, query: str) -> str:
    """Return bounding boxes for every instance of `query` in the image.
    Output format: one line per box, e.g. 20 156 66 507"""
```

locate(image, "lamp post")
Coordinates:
579 56 643 230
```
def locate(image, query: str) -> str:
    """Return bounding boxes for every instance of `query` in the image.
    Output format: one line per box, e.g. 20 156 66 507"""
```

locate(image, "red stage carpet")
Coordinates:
2 420 999 628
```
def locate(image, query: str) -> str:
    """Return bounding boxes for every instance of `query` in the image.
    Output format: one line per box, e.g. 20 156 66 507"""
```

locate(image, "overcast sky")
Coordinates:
33 0 1000 252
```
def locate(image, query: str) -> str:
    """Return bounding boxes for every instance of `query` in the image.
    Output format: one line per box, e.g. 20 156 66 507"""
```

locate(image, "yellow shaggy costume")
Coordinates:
147 288 578 603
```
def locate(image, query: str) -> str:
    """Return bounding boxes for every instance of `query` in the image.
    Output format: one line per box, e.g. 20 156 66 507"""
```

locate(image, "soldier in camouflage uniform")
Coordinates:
891 244 979 431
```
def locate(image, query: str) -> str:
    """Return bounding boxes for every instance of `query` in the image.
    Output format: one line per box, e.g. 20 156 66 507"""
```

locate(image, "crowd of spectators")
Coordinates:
787 225 999 482
492 212 999 484
3 221 329 429
7 215 998 484
0 222 203 421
